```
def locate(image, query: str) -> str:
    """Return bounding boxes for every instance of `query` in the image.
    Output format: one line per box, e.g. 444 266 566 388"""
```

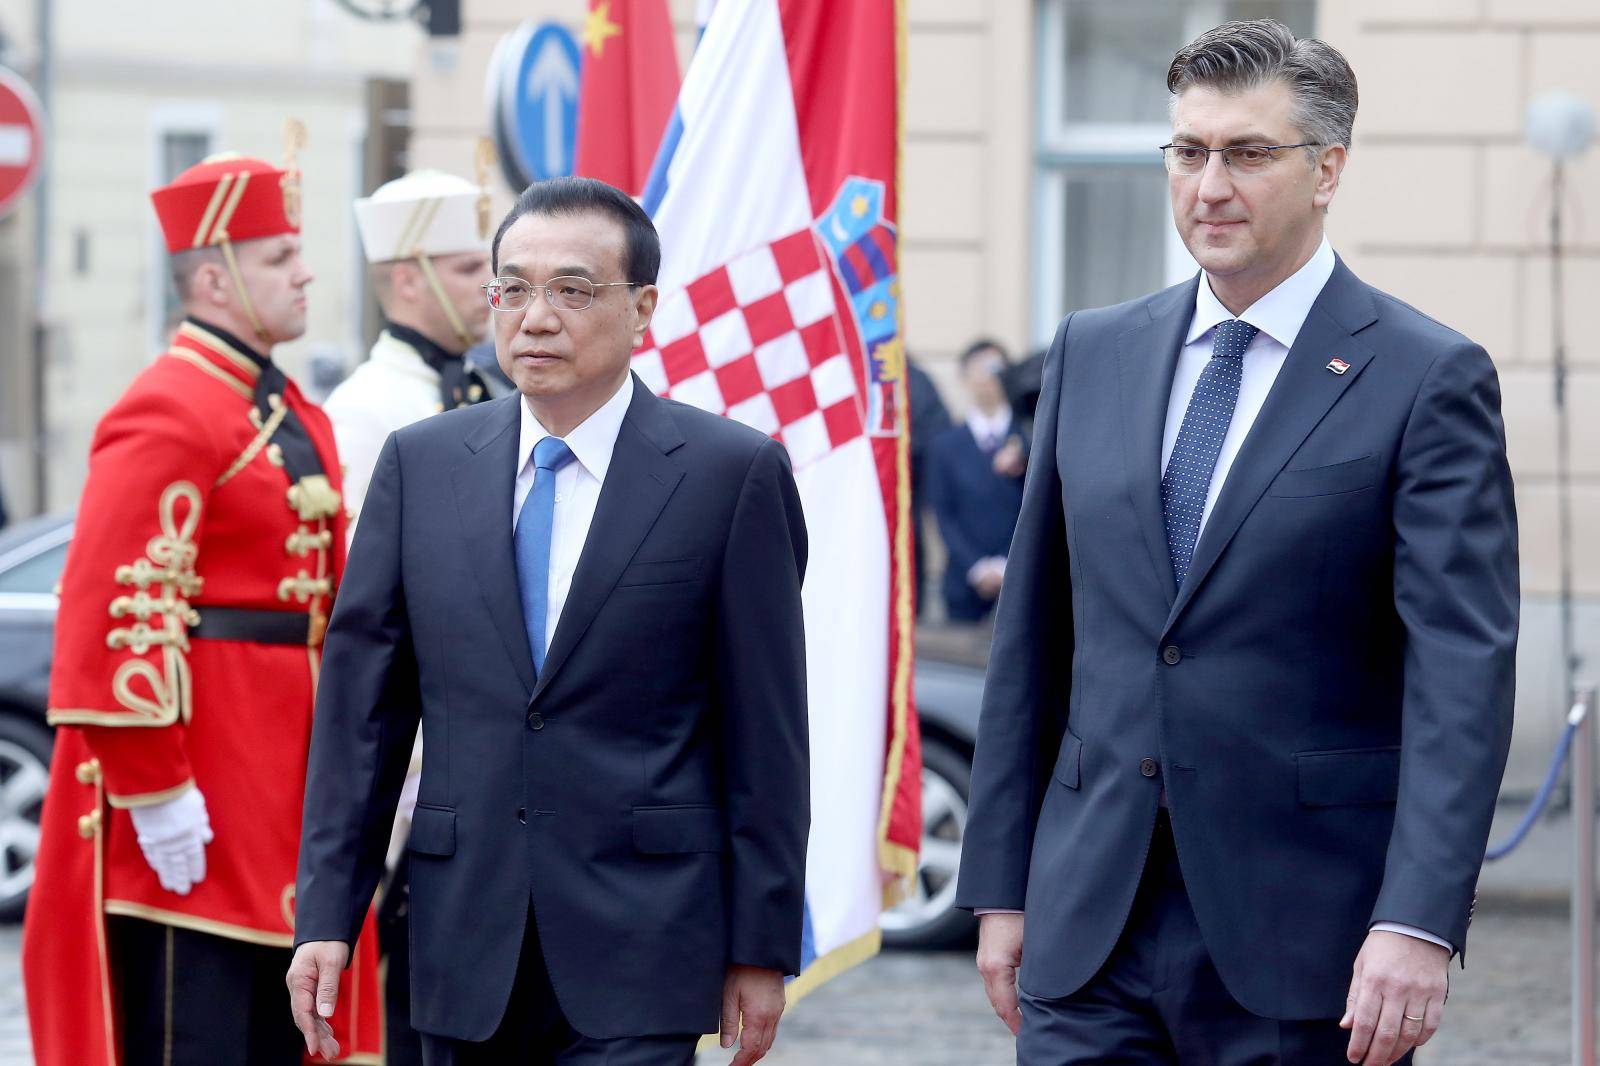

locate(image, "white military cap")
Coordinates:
354 169 488 264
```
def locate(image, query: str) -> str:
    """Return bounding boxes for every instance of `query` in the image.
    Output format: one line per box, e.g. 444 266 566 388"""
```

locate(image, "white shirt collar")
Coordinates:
966 405 1012 445
1186 237 1336 349
517 374 635 483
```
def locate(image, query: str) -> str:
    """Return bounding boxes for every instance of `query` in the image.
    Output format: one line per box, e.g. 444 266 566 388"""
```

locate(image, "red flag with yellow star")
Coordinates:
574 0 680 196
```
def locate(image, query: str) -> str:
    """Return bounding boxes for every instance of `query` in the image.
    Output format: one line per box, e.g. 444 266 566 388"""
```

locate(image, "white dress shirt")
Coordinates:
1160 239 1334 538
512 375 634 657
985 240 1454 953
965 404 1013 453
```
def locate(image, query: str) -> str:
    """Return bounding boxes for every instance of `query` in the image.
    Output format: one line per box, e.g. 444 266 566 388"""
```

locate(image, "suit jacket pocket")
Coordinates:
1267 455 1378 498
632 804 724 854
1296 745 1401 807
616 557 702 587
1052 729 1084 790
408 804 456 857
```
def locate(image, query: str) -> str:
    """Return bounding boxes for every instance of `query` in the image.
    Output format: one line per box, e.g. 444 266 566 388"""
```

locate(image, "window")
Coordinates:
147 105 221 354
0 541 68 595
1034 0 1316 341
155 132 213 339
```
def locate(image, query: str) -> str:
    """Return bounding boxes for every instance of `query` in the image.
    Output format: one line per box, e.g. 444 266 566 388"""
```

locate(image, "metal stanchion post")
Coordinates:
1575 683 1597 1066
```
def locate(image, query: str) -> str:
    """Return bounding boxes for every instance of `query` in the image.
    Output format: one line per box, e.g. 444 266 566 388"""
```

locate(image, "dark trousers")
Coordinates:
1017 812 1412 1066
380 855 426 1066
109 914 303 1066
420 904 700 1066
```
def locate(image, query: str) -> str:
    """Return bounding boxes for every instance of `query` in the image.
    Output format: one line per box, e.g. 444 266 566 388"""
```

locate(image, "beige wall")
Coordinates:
1320 2 1600 784
3 0 420 510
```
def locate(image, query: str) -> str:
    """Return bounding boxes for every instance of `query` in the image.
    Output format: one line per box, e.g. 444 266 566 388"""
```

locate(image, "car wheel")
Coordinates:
0 712 51 922
881 739 977 950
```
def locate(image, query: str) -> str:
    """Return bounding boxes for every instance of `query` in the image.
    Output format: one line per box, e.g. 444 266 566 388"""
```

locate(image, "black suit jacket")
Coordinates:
926 422 1024 621
955 259 1519 1019
295 376 810 1041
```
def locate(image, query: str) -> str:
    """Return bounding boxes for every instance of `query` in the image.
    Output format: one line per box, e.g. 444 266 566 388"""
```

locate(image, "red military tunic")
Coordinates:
23 320 382 1065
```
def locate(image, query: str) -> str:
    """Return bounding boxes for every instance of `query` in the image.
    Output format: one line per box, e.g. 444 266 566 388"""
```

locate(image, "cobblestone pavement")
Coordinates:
0 901 1573 1063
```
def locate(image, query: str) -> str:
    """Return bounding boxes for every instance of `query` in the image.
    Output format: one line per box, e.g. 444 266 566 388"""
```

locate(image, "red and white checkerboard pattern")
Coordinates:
632 229 864 469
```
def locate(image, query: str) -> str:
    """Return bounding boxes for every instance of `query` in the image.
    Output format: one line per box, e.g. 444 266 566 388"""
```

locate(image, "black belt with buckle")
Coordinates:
190 607 315 646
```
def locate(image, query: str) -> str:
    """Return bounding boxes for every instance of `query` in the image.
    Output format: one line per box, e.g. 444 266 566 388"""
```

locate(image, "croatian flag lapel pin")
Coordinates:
1326 357 1350 375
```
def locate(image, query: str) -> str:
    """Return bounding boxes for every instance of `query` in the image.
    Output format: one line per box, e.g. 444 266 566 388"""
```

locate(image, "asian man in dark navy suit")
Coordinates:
287 177 810 1066
957 21 1518 1066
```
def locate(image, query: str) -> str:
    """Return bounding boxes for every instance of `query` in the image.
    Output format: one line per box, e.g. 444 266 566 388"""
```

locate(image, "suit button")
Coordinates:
527 712 545 731
1140 758 1159 778
516 807 527 824
1162 645 1181 665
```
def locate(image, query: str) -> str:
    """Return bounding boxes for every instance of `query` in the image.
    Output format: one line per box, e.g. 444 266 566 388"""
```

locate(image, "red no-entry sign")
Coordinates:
0 65 44 221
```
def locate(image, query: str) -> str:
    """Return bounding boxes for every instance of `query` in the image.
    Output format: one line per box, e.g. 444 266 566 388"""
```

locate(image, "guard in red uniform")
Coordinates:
22 127 381 1065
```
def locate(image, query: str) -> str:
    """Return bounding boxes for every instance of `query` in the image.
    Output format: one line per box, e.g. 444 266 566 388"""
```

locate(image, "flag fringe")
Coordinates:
878 839 919 908
872 0 918 913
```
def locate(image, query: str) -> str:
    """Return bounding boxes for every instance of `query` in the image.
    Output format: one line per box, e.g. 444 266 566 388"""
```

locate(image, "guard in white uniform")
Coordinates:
327 159 496 530
324 154 495 1066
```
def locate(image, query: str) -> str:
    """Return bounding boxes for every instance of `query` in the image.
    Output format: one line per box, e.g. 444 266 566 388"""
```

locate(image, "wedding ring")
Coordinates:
1403 1013 1425 1022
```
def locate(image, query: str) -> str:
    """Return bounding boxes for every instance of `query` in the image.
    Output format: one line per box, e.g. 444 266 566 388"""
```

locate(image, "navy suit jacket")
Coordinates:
926 422 1023 621
955 259 1519 1019
295 376 810 1041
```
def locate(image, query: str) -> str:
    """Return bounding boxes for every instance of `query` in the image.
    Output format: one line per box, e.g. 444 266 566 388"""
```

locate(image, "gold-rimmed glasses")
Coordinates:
481 275 637 312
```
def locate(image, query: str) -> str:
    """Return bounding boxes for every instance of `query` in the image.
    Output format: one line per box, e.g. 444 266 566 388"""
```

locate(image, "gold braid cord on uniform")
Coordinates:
68 481 204 727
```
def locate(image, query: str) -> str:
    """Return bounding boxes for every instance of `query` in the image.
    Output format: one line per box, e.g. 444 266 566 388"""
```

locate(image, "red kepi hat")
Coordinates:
149 119 306 341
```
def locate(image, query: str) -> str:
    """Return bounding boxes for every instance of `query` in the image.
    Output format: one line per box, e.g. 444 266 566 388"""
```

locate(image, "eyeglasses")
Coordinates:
481 275 637 312
1159 143 1322 175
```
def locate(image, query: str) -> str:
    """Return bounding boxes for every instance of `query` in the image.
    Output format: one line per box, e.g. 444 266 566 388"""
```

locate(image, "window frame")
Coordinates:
1030 0 1236 344
146 103 222 357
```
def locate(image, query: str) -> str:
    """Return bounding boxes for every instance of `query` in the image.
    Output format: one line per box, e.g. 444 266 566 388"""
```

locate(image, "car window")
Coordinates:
0 542 68 595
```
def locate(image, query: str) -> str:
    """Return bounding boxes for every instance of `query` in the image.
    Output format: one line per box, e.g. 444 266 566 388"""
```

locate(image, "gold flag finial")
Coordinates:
474 136 496 239
281 118 307 228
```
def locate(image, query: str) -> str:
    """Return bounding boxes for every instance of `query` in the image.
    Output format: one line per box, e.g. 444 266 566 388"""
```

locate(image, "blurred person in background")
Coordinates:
927 339 1025 624
321 160 497 1066
906 355 952 617
327 166 495 529
959 20 1517 1066
23 142 381 1065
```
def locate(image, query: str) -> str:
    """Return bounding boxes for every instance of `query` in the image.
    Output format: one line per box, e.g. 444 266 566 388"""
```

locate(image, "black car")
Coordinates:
881 622 989 949
0 514 990 945
0 513 71 921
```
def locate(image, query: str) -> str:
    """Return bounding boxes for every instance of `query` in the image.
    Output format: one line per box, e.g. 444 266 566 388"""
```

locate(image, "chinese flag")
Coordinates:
575 0 681 196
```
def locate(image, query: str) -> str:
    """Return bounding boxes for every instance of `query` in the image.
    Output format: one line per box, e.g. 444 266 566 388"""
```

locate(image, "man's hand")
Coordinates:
719 965 785 1064
993 438 1026 479
127 787 213 895
286 940 349 1060
1340 929 1449 1065
976 912 1024 1035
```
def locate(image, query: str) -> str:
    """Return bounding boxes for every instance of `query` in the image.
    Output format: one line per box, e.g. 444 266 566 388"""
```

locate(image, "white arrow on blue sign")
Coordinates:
499 22 582 184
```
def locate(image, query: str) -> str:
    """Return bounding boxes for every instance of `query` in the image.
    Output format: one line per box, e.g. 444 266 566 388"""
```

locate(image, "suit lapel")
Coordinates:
451 395 537 694
1163 260 1379 634
531 378 686 704
1117 278 1197 606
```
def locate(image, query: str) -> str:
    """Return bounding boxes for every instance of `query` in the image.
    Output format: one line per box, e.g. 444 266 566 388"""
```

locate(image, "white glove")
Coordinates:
128 787 214 896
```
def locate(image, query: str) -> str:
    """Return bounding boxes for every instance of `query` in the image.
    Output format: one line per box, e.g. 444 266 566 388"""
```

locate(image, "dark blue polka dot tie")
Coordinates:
1162 318 1259 588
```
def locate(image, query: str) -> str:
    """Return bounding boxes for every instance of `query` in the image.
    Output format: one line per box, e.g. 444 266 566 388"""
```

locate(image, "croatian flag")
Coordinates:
639 0 921 995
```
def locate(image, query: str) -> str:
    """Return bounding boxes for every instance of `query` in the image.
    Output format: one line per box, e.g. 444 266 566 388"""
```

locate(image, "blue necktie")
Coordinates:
1161 318 1259 588
515 436 576 674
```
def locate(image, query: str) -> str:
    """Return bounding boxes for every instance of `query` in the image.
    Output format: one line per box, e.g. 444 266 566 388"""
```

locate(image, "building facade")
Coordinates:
0 0 420 515
2 0 1591 791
